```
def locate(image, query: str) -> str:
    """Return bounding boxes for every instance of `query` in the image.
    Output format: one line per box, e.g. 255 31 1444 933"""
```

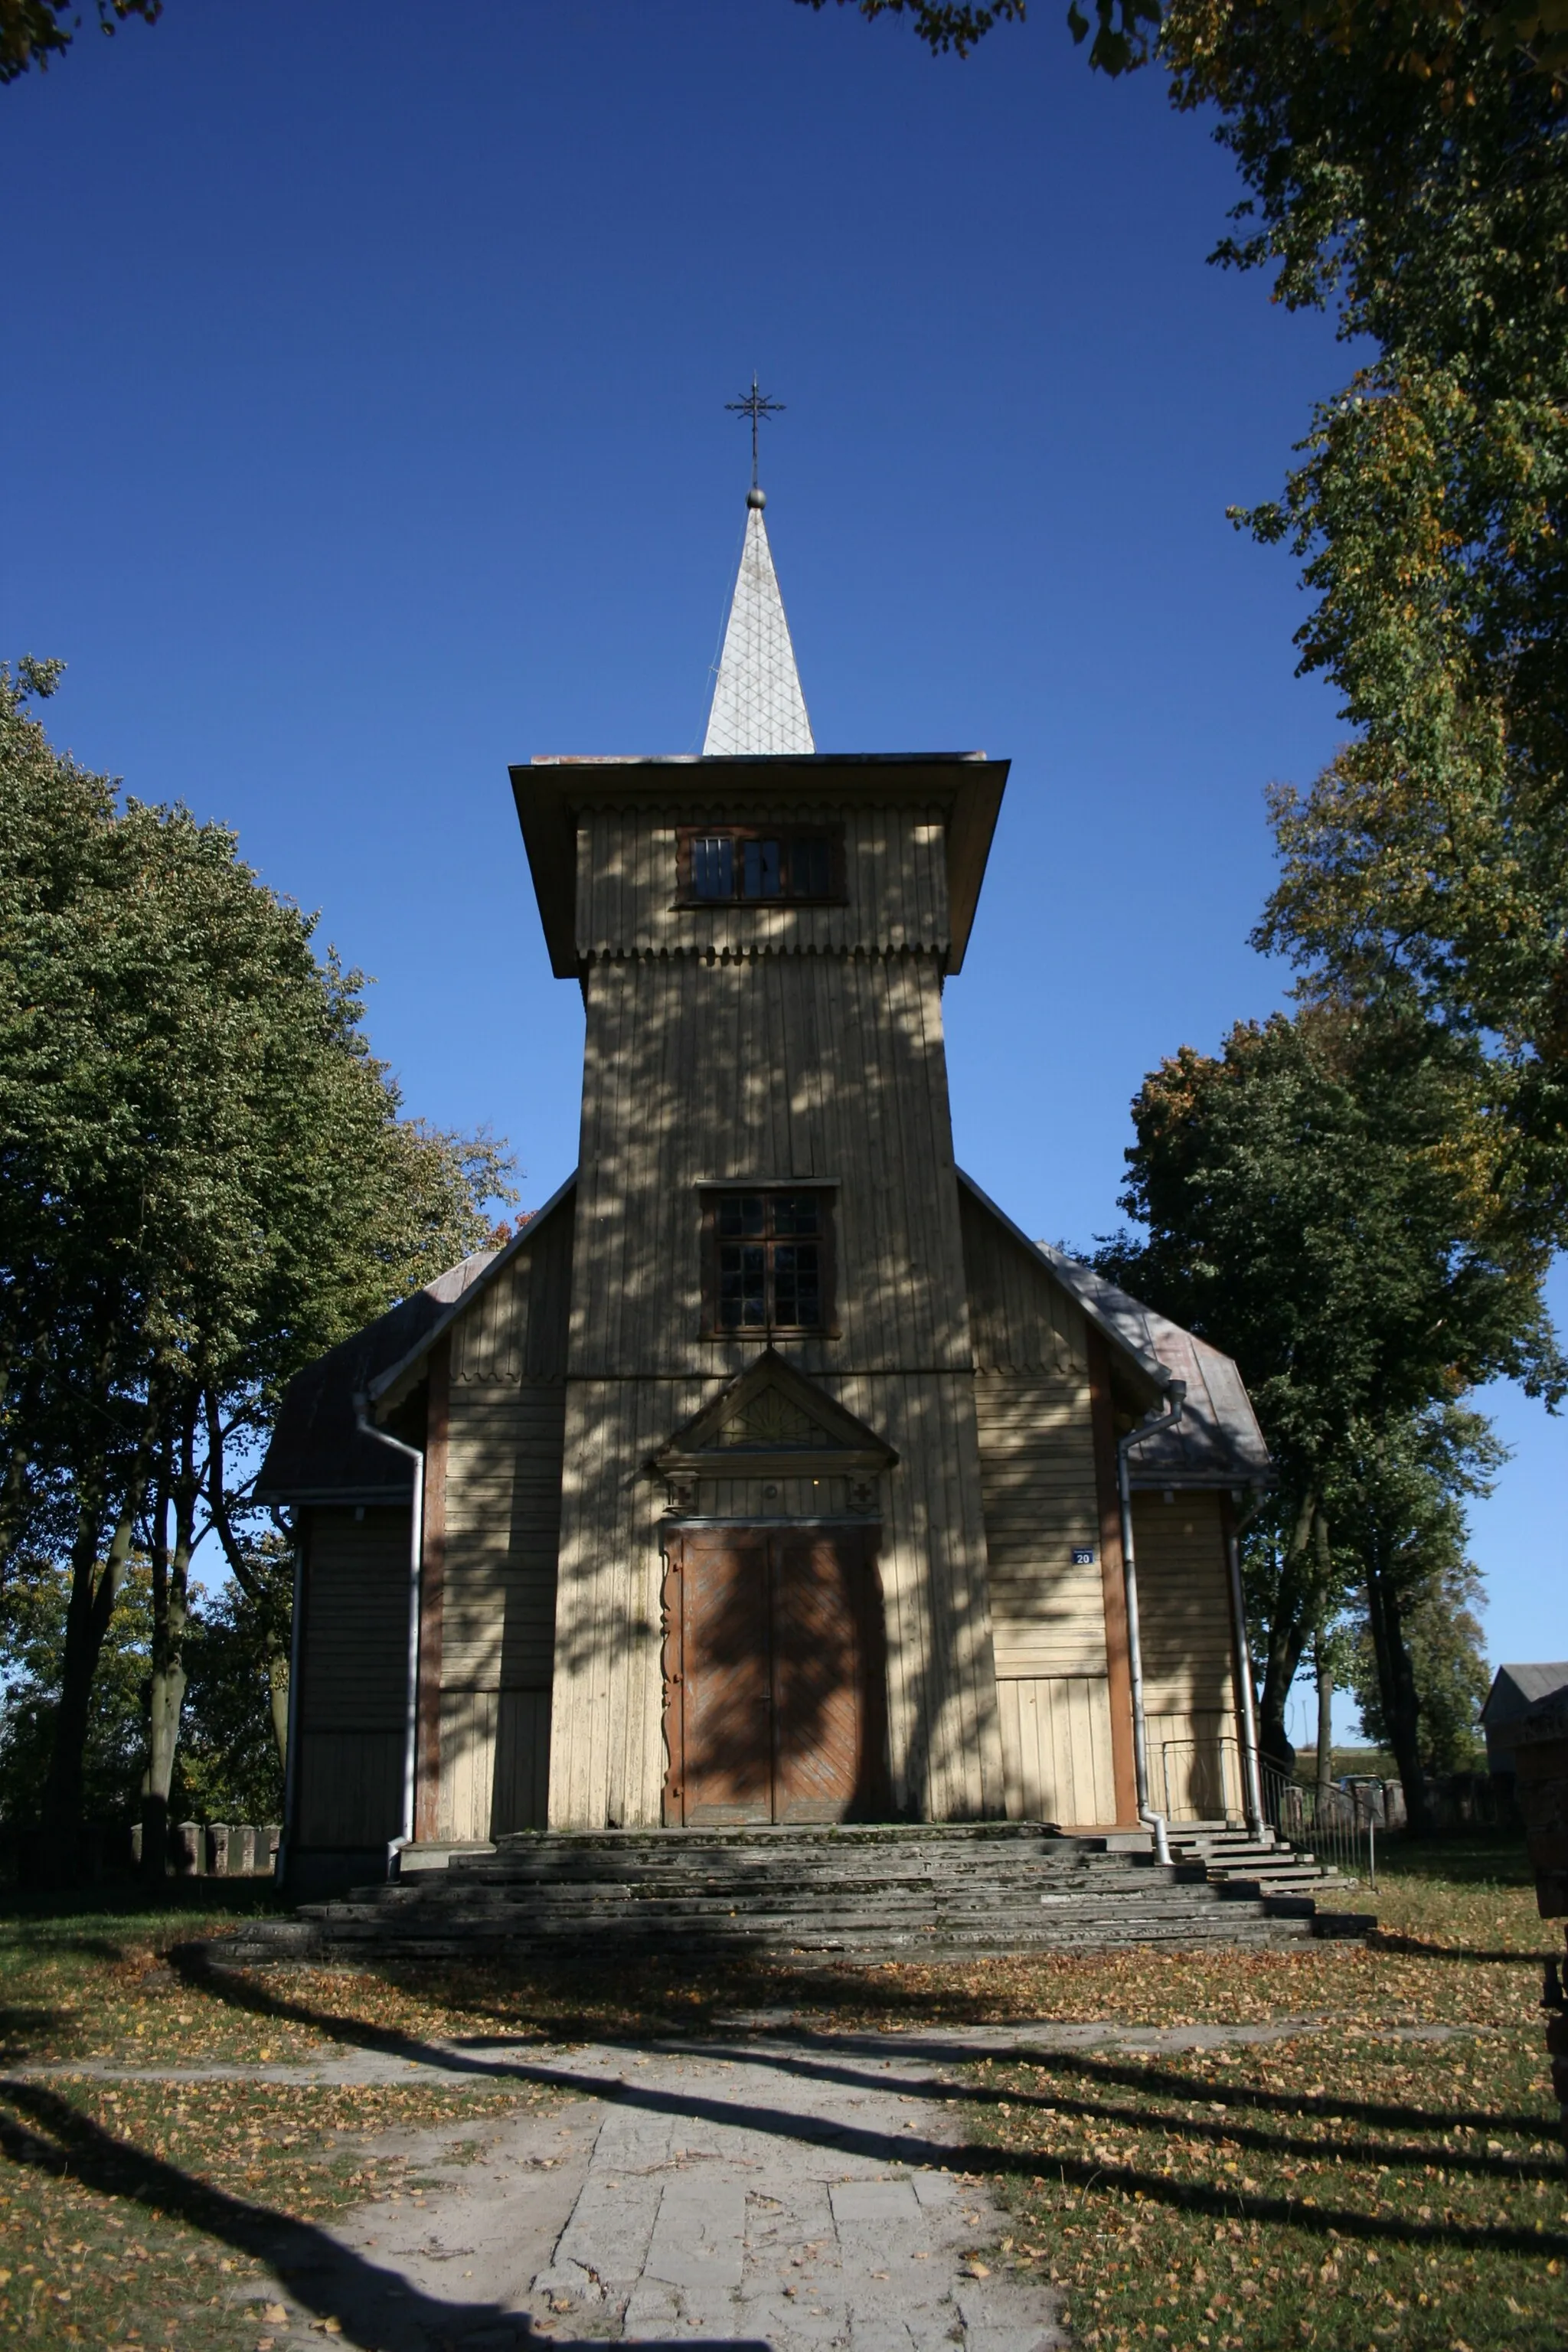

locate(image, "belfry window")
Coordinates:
678 826 843 905
702 1189 835 1334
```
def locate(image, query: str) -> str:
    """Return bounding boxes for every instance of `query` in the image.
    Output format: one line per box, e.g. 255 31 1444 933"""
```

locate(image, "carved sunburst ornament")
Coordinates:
718 1388 819 1447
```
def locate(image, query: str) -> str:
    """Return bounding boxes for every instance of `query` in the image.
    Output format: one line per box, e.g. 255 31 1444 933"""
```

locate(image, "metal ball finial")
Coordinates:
747 485 767 510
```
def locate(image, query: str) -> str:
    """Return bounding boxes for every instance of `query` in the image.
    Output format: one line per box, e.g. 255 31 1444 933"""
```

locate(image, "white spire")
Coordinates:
703 488 815 757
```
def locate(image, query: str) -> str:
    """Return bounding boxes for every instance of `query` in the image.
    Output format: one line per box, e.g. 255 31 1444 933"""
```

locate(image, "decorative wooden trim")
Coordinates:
1217 1488 1249 1736
659 1531 685 1828
413 1340 449 1842
1088 1325 1139 1829
653 1344 896 1481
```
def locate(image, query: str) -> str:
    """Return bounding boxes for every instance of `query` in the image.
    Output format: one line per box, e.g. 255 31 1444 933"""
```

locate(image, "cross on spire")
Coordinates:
725 376 786 488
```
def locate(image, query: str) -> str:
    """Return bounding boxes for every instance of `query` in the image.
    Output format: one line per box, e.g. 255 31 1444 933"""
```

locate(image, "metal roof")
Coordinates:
254 1249 498 1506
1039 1243 1273 1488
703 493 814 756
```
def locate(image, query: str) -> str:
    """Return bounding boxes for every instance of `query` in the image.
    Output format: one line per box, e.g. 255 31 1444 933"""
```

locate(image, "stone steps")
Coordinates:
197 1821 1374 1969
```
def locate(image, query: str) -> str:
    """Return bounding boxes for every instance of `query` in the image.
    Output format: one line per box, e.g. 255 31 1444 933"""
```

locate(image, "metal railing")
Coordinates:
1260 1758 1378 1889
1151 1739 1379 1887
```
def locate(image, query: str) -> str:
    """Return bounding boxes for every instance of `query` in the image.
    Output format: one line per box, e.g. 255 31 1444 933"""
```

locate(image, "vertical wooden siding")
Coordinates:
997 1677 1116 1827
573 804 952 963
431 1194 573 1840
567 953 976 1378
1131 1490 1244 1822
550 939 1002 1831
296 1506 408 1850
961 1190 1124 1824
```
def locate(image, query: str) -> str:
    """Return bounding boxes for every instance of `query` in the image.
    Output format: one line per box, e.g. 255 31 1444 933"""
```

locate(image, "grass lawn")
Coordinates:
0 1833 1560 2349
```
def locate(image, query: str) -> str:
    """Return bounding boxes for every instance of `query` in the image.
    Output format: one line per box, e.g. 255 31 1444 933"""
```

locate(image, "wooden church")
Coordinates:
260 472 1272 1893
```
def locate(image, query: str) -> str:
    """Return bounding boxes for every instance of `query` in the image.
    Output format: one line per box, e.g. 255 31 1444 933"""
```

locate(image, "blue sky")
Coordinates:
5 0 1563 1708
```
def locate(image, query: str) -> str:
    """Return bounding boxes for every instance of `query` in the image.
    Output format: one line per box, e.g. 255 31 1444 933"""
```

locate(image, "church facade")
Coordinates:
260 487 1270 1891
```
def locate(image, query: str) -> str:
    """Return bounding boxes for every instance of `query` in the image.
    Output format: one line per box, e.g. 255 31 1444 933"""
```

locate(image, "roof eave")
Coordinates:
511 753 1008 980
955 1168 1171 1399
366 1171 579 1415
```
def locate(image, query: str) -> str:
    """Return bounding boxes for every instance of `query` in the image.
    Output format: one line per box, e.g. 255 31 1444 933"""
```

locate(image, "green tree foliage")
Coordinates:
0 0 158 83
1155 3 1568 1220
1341 1403 1498 1781
799 2 1028 58
1095 1004 1560 1809
828 0 1567 1207
0 1553 287 1838
0 1562 152 1831
0 662 514 1873
176 1550 289 1826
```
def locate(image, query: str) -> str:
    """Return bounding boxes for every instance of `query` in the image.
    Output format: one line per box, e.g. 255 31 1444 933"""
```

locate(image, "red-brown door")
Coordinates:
662 1525 887 1827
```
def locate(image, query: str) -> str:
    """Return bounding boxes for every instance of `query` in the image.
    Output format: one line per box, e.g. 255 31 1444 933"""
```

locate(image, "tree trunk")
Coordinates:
142 1405 196 1887
266 1643 290 1769
39 1481 140 1878
1365 1547 1432 1836
1315 1632 1335 1810
1256 1492 1319 1783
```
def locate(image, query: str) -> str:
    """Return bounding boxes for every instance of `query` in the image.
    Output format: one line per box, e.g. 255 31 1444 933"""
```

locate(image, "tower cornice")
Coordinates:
510 751 1008 982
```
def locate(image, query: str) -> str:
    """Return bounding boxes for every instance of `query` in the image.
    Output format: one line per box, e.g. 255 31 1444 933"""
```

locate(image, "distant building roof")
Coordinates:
1481 1663 1568 1729
254 1250 497 1506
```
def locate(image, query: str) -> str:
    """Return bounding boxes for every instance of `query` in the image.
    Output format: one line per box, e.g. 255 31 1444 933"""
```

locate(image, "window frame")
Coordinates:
698 1184 839 1339
675 824 846 909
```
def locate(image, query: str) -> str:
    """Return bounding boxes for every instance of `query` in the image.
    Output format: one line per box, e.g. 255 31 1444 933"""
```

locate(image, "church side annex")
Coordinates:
259 465 1272 1895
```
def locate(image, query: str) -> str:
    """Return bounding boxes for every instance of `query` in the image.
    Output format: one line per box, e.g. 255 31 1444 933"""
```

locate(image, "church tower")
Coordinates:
514 476 1011 1829
263 430 1270 1890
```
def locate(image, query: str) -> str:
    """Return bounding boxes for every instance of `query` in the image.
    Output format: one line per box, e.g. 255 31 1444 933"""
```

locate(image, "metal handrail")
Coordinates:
1259 1758 1378 1889
1152 1740 1379 1889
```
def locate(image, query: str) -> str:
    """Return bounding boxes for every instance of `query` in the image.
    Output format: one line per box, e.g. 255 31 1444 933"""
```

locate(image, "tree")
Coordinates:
1155 9 1568 1226
0 662 514 1878
0 1560 152 1835
177 1551 290 1826
819 1 1567 1215
1096 1003 1561 1788
1341 1403 1498 1793
1 0 158 82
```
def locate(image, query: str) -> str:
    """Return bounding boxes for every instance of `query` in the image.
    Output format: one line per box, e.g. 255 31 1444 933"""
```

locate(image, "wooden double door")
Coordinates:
661 1524 888 1826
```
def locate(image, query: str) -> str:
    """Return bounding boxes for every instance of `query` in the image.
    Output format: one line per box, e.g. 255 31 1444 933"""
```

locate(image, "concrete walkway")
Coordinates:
309 2032 1067 2350
22 2018 1483 2347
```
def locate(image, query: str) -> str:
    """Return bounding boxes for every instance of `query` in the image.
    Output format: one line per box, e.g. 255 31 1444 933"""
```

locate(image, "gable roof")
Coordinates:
254 1247 498 1507
957 1171 1273 1491
256 1174 577 1508
1481 1663 1568 1727
364 1172 578 1416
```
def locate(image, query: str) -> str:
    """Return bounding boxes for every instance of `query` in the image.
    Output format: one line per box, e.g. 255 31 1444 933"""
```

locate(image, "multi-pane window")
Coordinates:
707 1191 831 1332
679 827 841 905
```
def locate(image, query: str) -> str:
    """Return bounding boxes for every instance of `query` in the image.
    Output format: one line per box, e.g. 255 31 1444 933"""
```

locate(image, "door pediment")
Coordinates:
653 1348 897 1485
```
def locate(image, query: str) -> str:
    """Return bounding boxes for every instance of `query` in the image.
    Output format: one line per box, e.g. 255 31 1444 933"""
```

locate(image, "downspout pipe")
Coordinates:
1117 1383 1186 1869
354 1394 424 1877
1226 1489 1269 1837
276 1508 305 1888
